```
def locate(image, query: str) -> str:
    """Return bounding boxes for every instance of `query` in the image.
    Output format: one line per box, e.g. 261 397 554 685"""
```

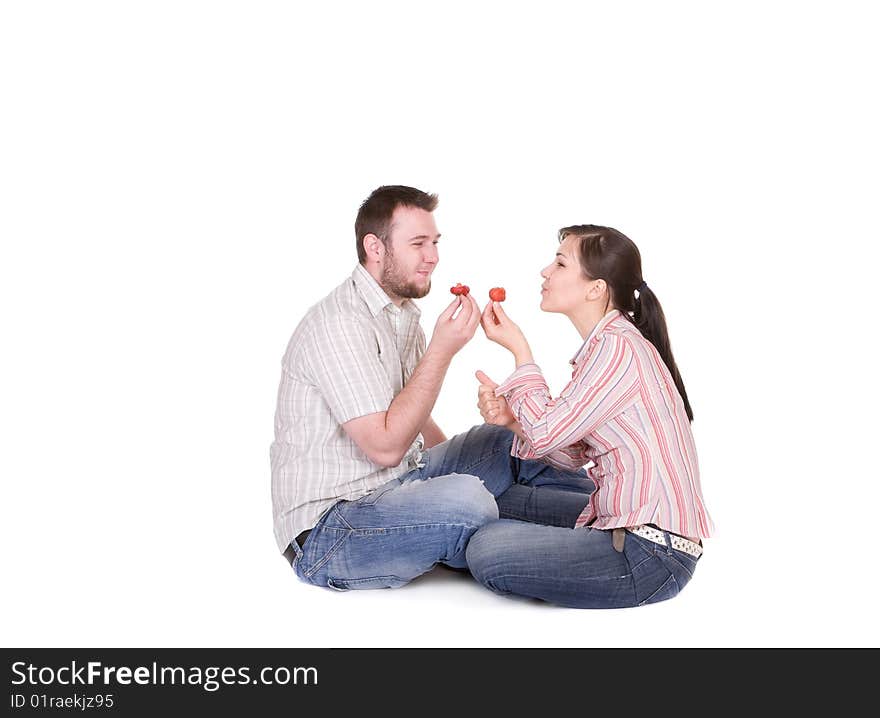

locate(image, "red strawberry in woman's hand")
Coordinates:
450 283 470 296
487 287 506 323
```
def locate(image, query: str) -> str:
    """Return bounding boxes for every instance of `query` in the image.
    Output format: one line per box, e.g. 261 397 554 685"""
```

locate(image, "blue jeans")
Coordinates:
466 520 700 608
290 424 593 591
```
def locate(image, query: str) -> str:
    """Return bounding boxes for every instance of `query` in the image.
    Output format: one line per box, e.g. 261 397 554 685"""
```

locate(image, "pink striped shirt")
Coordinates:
496 309 714 539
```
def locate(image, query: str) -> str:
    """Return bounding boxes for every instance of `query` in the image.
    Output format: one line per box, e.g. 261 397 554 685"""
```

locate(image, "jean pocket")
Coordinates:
657 550 697 586
326 575 408 591
639 570 679 606
623 532 658 570
302 528 350 580
662 550 698 578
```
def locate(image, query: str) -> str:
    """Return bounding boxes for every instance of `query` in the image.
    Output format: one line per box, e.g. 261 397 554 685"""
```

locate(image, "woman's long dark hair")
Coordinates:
559 224 694 422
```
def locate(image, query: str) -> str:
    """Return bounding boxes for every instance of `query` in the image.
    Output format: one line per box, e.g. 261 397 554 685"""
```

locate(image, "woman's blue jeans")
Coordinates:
466 521 700 609
289 424 594 591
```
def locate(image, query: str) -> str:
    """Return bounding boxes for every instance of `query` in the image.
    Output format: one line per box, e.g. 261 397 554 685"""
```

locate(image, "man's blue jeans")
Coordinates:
289 424 593 591
466 521 700 608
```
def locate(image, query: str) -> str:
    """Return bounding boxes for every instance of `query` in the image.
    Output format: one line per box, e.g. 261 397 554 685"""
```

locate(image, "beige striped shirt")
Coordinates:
271 264 426 551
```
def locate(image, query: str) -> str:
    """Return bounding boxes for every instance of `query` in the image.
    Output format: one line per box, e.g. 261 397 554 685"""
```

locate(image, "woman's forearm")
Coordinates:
512 339 534 368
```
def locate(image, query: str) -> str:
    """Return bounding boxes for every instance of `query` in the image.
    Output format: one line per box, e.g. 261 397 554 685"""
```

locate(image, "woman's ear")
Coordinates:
586 278 607 301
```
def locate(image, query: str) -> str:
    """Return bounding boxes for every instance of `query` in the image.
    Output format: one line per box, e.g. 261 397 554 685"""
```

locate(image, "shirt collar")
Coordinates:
569 309 624 367
351 264 421 319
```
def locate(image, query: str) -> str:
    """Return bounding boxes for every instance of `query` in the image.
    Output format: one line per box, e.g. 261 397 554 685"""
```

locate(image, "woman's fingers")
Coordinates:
477 395 497 412
477 392 501 418
477 383 496 400
492 301 510 324
480 302 498 335
475 369 498 388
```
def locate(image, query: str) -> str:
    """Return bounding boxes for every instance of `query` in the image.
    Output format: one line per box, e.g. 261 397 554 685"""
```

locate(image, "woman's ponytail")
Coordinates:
561 225 694 422
632 283 693 422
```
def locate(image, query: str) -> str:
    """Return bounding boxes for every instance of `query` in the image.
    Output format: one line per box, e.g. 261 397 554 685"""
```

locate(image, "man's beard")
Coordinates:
380 254 431 299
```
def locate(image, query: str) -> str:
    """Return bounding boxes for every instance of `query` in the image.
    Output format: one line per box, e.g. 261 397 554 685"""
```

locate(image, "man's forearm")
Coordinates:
384 346 451 458
420 416 447 448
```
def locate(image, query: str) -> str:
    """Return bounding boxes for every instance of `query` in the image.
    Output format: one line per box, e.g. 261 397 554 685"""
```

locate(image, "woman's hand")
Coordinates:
475 370 517 428
480 301 534 366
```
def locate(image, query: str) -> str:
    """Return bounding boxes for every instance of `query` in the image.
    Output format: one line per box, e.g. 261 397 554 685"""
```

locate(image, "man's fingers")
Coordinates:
440 296 462 320
454 293 478 329
465 294 482 329
452 293 474 324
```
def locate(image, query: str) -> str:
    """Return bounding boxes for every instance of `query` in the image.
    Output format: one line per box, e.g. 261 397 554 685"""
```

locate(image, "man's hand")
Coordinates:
476 370 516 428
428 293 481 358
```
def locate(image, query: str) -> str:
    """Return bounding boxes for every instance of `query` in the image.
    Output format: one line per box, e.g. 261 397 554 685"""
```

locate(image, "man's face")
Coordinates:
379 205 440 300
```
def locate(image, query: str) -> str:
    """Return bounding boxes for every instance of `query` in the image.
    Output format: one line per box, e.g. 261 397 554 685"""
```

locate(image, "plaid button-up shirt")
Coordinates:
271 264 425 552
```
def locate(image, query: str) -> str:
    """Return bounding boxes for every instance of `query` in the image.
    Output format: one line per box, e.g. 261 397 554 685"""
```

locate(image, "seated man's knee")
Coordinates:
444 473 499 527
464 422 515 452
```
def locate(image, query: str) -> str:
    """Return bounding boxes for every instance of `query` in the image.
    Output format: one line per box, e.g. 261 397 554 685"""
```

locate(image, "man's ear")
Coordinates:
362 233 385 263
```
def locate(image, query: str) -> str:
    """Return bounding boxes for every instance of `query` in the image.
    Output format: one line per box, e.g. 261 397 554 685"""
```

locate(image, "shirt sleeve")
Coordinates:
404 325 426 384
496 334 638 459
510 434 592 470
301 315 393 425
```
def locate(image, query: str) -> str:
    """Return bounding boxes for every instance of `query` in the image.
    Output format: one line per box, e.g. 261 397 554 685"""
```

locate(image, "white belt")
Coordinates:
627 525 703 558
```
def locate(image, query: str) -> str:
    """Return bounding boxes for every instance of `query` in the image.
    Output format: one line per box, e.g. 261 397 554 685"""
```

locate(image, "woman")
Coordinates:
467 225 714 608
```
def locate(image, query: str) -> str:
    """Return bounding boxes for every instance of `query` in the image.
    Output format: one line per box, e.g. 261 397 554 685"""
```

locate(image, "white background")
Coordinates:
2 1 878 647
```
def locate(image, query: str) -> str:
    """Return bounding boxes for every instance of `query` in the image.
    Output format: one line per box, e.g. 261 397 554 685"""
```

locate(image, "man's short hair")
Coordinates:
355 185 438 263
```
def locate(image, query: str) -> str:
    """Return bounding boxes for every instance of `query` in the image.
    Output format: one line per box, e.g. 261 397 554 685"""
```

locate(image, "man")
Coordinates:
271 185 592 591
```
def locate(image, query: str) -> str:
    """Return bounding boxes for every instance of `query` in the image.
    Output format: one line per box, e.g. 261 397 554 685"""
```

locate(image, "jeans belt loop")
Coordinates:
612 527 626 553
282 529 312 566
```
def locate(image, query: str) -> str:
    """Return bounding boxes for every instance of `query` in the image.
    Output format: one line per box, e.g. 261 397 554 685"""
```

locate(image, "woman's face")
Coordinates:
539 234 593 314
